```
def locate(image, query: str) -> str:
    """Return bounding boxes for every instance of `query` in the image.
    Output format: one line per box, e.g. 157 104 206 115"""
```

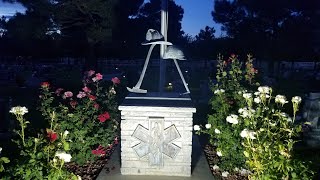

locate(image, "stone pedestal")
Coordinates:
119 93 196 176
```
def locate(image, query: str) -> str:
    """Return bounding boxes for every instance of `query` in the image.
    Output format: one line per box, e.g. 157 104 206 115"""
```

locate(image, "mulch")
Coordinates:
65 137 119 180
203 144 248 180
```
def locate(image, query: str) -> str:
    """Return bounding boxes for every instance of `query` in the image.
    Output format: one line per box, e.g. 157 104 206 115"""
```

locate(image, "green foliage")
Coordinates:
0 149 10 174
38 71 119 165
199 54 258 172
238 87 314 179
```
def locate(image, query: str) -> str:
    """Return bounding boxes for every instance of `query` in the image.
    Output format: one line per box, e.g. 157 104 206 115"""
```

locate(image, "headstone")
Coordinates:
302 92 320 147
119 93 196 176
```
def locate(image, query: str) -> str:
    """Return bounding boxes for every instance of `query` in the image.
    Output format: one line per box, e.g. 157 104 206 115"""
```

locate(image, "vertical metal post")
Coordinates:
159 0 168 93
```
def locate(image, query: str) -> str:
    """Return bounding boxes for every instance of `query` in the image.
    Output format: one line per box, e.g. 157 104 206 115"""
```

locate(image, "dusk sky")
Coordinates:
0 0 223 37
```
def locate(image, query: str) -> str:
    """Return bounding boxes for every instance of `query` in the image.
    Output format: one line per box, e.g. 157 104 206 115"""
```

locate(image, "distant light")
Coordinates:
116 67 118 70
123 75 126 78
168 82 172 86
186 83 188 86
185 70 188 73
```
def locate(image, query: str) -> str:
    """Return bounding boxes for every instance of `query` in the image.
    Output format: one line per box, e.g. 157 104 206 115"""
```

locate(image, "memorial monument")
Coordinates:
118 0 196 176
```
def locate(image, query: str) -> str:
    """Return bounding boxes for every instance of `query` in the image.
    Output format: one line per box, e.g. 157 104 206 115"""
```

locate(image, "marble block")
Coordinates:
119 93 196 176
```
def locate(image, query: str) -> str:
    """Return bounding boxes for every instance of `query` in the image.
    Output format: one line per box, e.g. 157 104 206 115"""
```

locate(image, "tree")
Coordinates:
191 26 216 59
111 0 185 58
212 0 319 60
2 0 115 67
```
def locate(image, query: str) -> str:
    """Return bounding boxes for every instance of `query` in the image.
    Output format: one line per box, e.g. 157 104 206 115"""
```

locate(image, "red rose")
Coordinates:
47 130 58 142
98 112 110 122
41 82 50 88
111 77 120 84
88 94 97 101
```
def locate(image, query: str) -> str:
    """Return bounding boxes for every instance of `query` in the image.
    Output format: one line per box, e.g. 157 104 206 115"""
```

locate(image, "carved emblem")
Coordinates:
132 119 181 167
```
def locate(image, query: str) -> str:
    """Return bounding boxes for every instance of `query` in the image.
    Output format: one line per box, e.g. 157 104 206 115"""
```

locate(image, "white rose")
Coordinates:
214 129 221 134
193 125 200 131
226 114 239 124
205 124 211 129
216 151 222 156
55 151 72 162
222 171 229 177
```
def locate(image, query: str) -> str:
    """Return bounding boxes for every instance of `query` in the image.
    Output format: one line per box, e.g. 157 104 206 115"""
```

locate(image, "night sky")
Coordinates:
0 0 222 37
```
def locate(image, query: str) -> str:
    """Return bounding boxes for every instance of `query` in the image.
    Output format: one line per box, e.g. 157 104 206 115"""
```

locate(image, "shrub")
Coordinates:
195 54 258 172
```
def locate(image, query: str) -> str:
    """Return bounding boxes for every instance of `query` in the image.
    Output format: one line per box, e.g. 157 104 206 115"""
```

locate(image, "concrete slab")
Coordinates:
96 135 214 180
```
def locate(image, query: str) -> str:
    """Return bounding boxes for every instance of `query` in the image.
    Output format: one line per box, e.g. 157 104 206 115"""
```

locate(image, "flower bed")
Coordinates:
195 54 315 179
0 70 121 179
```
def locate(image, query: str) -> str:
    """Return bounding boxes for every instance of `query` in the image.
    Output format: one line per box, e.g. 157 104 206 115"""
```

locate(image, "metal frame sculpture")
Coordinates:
127 29 190 94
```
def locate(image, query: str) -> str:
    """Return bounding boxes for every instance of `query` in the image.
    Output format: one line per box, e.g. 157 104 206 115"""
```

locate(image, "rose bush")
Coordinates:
38 70 120 165
5 106 77 179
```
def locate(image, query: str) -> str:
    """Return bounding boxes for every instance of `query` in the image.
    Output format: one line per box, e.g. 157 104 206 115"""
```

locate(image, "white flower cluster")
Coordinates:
214 89 225 94
205 124 211 129
240 129 257 139
275 95 288 105
242 93 252 99
55 151 72 162
258 86 271 94
292 96 302 104
254 97 261 103
226 114 239 124
9 106 28 115
0 147 2 155
238 107 255 118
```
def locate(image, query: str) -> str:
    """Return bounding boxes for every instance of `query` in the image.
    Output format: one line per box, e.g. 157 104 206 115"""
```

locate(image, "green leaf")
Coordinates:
229 71 233 74
1 157 10 163
243 151 249 157
63 142 70 151
222 72 227 77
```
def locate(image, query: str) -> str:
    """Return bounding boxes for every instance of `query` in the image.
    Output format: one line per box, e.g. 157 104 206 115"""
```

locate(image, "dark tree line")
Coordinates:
0 0 319 64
